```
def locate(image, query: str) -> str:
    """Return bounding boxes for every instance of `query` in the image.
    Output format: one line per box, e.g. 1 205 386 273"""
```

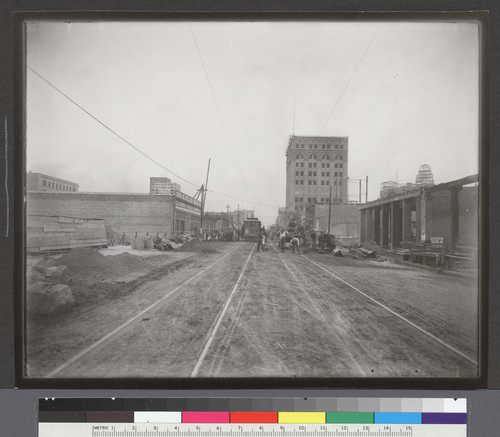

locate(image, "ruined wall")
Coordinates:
26 215 106 252
27 192 175 241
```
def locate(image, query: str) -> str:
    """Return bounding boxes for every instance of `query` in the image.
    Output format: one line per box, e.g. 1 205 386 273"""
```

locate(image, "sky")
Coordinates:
25 20 480 225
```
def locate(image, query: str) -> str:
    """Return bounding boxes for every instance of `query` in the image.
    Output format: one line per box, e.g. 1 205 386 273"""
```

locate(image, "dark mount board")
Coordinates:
1 0 498 401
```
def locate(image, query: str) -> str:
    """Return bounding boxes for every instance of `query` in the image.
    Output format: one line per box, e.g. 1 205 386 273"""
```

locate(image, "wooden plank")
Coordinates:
446 255 473 261
38 244 71 251
27 232 72 238
58 216 84 224
59 222 82 228
27 216 58 227
58 221 104 229
27 235 72 247
72 229 107 238
69 241 107 248
69 238 107 244
81 224 106 230
44 223 76 232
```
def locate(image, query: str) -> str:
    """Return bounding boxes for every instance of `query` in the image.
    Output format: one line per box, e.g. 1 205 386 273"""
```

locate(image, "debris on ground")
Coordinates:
360 240 389 256
27 282 75 315
41 247 150 281
27 247 164 312
26 241 220 314
357 247 376 258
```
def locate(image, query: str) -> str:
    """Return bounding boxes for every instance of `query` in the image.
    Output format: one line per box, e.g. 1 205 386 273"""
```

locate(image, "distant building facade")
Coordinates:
27 172 79 193
285 135 348 221
380 164 436 199
228 208 254 228
150 177 181 195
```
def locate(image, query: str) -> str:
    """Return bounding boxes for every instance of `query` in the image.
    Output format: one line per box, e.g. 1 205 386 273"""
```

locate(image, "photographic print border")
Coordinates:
13 9 489 390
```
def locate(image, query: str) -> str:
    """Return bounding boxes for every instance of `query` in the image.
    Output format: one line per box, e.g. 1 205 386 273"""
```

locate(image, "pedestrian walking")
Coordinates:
261 226 267 251
257 228 263 252
310 229 317 250
279 230 289 252
290 235 300 254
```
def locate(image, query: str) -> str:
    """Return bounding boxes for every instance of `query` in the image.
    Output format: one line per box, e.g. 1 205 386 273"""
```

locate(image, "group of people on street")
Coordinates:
256 226 267 251
278 229 301 254
202 226 336 255
203 228 240 242
253 225 336 255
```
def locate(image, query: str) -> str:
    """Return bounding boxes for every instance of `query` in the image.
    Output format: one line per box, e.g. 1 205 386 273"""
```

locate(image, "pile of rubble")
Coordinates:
26 247 152 316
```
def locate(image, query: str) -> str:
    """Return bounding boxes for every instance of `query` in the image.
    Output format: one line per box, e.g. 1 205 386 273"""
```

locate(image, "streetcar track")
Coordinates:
46 246 241 378
209 286 251 376
190 244 255 377
292 257 475 352
271 243 367 376
300 254 478 366
206 256 256 376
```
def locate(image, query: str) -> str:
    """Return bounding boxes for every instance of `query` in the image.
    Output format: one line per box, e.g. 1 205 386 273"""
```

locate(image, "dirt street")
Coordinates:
26 240 479 379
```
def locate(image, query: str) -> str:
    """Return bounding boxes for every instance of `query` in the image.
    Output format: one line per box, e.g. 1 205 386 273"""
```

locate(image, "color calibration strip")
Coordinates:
38 398 467 425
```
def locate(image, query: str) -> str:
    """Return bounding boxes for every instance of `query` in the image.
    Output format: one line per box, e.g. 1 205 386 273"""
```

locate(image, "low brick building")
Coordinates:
27 190 201 245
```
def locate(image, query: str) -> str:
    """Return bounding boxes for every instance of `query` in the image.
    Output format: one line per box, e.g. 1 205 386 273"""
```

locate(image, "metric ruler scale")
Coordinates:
38 423 466 437
38 398 467 437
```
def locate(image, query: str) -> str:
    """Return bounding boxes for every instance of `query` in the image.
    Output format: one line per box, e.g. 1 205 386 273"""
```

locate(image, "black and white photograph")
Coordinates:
20 15 485 385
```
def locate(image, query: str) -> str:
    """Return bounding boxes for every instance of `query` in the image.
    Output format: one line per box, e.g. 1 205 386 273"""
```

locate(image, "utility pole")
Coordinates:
200 158 211 233
328 185 332 234
366 175 369 203
359 179 362 204
226 204 230 226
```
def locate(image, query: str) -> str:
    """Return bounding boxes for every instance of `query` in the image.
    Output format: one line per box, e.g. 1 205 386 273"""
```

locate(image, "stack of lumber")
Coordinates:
27 215 107 252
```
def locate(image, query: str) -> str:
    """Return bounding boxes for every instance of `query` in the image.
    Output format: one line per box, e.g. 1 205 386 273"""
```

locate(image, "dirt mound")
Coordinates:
360 240 389 256
112 252 150 270
178 240 204 251
44 247 150 280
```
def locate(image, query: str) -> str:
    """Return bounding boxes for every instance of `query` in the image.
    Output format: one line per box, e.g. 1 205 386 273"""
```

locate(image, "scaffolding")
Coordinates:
415 164 435 186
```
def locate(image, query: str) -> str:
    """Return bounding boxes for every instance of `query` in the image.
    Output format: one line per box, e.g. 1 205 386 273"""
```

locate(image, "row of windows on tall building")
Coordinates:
294 153 344 160
295 171 344 177
294 143 345 150
294 179 344 186
295 197 343 203
41 179 77 192
295 162 344 168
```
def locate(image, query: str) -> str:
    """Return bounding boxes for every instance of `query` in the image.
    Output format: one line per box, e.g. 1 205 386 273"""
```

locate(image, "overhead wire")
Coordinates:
28 66 200 189
28 66 280 210
319 24 381 134
189 24 248 192
207 188 281 209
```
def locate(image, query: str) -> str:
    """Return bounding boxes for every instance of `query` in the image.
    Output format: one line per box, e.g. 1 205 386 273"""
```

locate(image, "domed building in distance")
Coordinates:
415 163 435 187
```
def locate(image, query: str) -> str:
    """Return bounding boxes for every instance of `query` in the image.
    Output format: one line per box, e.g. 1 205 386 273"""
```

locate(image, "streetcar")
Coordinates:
241 217 262 242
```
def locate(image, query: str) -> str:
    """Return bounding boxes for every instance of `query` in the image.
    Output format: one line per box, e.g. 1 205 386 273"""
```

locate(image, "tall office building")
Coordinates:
285 135 348 217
